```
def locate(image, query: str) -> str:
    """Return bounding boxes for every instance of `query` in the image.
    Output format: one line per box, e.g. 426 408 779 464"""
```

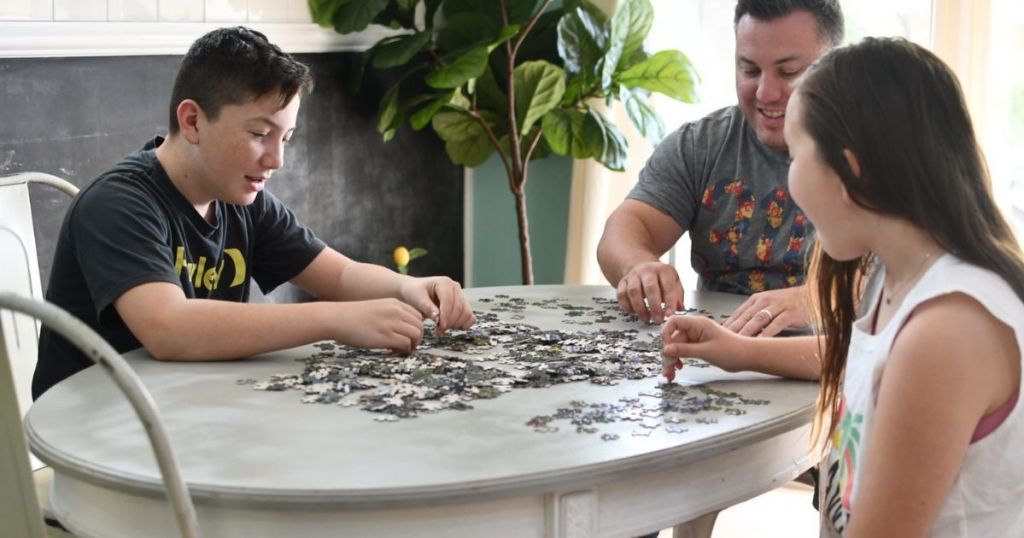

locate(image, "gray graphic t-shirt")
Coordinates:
628 105 813 294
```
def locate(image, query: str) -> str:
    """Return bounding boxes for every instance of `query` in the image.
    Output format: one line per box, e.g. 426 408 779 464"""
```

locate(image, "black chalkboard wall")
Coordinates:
0 53 463 303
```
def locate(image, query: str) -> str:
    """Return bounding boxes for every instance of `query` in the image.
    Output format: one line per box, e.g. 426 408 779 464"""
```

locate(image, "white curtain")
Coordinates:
931 0 991 146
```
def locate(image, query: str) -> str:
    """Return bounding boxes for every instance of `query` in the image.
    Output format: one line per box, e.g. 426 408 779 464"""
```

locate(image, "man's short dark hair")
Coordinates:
167 26 314 134
734 0 845 48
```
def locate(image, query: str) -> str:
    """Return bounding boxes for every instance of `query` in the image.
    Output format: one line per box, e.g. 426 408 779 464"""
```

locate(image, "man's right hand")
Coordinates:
615 261 684 324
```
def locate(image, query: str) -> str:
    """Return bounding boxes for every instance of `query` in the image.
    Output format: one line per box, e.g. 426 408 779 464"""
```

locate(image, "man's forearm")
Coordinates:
597 217 663 285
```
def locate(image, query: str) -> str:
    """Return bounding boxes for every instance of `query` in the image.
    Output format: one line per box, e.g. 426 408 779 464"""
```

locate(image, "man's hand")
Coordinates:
597 200 686 324
722 285 812 337
616 261 684 324
399 276 476 335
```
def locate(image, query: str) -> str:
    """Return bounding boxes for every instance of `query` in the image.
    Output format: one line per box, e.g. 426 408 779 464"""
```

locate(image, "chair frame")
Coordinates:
0 172 80 420
0 172 80 197
0 293 200 537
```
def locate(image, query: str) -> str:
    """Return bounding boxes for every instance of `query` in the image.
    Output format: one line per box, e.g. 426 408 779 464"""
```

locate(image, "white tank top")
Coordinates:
820 254 1024 536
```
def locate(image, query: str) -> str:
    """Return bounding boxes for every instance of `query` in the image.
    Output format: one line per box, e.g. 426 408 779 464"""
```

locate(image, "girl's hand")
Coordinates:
660 315 745 381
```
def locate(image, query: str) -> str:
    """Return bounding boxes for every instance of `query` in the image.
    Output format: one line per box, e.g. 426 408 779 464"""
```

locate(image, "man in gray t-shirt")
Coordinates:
597 0 844 338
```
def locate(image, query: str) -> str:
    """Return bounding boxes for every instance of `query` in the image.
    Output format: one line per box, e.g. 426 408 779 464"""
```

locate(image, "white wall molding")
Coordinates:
0 22 398 58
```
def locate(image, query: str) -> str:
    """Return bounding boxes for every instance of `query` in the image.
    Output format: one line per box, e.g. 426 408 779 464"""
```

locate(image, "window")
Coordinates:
985 1 1024 221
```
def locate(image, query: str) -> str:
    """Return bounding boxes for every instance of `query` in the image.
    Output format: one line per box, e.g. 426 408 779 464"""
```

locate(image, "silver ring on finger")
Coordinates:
758 308 773 322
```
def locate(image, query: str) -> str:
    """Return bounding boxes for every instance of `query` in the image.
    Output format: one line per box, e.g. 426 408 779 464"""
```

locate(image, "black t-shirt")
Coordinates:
33 137 326 398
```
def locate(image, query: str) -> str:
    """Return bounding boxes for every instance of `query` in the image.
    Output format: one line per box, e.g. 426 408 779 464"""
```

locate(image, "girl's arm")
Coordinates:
846 292 1020 537
661 315 822 380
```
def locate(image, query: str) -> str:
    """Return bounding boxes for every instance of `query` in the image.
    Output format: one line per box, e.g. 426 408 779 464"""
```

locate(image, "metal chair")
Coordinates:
0 172 80 531
0 292 200 537
0 172 79 422
0 172 198 536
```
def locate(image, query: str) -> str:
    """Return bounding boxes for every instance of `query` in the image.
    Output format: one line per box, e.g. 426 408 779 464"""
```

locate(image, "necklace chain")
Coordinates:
883 252 935 306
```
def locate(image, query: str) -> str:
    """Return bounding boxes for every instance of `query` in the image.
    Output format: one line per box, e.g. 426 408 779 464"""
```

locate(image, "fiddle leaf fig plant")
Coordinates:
310 0 699 284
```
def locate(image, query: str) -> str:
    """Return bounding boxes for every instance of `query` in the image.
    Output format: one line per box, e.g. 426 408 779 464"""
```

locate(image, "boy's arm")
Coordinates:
289 247 405 301
290 248 475 333
113 281 425 360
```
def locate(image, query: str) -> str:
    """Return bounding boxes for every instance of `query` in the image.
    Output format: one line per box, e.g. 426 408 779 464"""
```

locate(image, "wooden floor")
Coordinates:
657 482 819 538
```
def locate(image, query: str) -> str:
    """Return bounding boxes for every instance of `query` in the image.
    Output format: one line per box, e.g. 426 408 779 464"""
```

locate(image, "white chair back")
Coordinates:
0 173 78 427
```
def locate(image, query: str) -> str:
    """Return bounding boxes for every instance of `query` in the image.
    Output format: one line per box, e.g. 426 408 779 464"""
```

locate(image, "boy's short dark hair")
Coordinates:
734 0 845 47
167 26 314 133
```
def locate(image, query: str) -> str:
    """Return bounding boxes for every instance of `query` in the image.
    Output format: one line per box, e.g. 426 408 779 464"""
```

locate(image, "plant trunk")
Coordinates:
512 179 533 285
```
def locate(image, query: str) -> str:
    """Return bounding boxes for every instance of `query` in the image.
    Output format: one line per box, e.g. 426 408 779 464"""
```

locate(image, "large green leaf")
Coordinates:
443 0 540 25
475 66 509 116
327 0 389 34
619 86 665 145
611 0 653 71
617 49 700 103
308 0 341 27
409 91 454 131
425 47 490 89
490 25 522 52
557 7 607 75
583 108 628 171
377 83 402 141
513 61 566 135
541 108 592 158
561 0 608 25
432 109 495 166
601 30 624 93
372 31 431 69
437 13 499 52
602 0 655 91
558 7 608 98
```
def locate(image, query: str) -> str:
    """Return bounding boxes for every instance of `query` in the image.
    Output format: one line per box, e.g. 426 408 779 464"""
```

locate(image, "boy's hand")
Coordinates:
332 298 424 352
660 315 744 381
399 277 476 335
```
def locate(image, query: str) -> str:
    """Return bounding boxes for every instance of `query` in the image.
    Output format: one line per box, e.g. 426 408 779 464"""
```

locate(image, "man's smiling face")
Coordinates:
735 9 829 152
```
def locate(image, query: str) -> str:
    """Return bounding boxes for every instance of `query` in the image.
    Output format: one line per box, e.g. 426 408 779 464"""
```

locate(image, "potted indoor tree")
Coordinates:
310 0 698 284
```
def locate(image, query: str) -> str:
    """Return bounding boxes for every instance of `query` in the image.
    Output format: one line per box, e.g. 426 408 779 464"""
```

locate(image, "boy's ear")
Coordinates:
176 99 203 144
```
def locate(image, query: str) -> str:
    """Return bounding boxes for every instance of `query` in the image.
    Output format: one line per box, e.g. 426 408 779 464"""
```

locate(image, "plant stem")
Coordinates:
512 181 534 284
498 0 551 284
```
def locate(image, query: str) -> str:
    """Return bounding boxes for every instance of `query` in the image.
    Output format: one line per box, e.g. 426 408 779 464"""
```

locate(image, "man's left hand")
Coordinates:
722 285 812 337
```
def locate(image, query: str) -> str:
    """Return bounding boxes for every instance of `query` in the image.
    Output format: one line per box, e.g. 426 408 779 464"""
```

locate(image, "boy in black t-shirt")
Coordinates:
33 26 475 399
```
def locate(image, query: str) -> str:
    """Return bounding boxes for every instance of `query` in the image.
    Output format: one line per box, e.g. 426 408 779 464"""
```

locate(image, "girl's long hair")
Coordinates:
797 37 1024 440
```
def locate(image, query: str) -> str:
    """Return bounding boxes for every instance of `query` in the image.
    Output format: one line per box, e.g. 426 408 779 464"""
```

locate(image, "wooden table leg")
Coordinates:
672 511 719 538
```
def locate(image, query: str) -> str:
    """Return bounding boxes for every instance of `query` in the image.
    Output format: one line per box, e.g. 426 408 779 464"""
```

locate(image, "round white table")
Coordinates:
26 285 818 538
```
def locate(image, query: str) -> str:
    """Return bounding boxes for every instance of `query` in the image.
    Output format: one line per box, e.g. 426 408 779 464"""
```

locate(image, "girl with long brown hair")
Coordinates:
660 37 1024 536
